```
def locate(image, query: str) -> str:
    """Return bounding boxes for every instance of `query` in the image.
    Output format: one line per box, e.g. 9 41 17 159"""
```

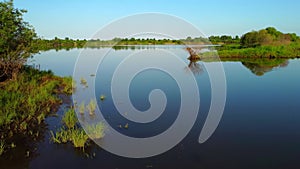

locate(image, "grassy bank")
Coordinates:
0 66 73 155
217 43 300 58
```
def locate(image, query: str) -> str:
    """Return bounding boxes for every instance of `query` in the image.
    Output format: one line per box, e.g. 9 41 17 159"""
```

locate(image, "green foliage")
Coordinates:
51 107 105 149
32 38 87 51
51 127 89 148
79 102 85 115
87 99 97 115
0 0 37 81
216 43 300 58
85 123 106 139
240 27 298 48
70 129 89 148
61 76 75 95
209 35 240 44
0 67 73 136
62 108 77 129
266 27 282 38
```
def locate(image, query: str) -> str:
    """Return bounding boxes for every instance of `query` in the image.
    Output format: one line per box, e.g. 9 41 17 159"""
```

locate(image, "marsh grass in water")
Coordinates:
51 128 89 149
70 129 89 148
51 107 105 149
62 108 77 129
80 77 88 88
79 102 85 115
85 123 106 139
87 99 97 116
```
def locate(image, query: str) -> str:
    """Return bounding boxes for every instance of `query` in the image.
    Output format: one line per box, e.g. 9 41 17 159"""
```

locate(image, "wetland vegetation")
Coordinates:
1 1 300 169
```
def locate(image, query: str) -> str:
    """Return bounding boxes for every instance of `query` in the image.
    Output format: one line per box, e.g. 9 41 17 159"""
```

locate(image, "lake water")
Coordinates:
2 46 300 169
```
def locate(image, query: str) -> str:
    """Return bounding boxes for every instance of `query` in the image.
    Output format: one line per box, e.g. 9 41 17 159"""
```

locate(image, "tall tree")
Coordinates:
0 0 36 81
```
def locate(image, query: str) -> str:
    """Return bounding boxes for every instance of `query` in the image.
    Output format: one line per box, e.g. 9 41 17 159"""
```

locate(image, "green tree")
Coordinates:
240 31 260 47
0 0 36 81
266 27 281 38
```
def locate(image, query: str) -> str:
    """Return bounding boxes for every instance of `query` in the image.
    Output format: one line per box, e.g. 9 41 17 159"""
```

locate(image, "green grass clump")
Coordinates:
70 129 89 148
87 99 97 115
50 128 70 144
51 107 105 150
85 123 106 139
79 102 85 115
62 108 77 129
51 127 89 149
61 76 75 95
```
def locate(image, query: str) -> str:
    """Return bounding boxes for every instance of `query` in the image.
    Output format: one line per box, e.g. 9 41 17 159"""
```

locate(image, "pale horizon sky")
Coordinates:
13 0 300 40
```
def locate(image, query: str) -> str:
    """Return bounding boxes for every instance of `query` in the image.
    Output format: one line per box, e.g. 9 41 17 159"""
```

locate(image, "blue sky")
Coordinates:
14 0 300 39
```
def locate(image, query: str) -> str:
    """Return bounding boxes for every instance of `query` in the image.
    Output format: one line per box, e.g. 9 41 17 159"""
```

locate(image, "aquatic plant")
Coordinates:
85 123 106 139
50 131 61 144
79 102 85 115
124 123 129 129
50 128 71 144
51 107 106 149
87 99 97 116
80 77 87 85
62 108 77 129
70 128 89 148
100 95 106 101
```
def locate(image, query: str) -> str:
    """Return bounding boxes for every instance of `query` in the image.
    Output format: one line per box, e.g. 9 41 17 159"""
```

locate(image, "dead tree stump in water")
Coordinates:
186 47 201 61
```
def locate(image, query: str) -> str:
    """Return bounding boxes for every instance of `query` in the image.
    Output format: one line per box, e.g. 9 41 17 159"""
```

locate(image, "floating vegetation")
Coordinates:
85 123 106 139
87 99 97 116
79 102 85 115
62 108 77 129
80 77 87 85
124 123 129 129
80 77 88 88
90 74 96 77
100 95 106 101
0 140 5 156
72 80 77 92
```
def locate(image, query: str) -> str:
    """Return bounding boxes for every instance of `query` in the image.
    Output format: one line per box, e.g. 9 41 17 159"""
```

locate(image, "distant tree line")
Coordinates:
209 35 240 44
32 37 87 51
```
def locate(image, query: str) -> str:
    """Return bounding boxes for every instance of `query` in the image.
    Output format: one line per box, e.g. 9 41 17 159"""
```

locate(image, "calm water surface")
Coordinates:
2 47 300 169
